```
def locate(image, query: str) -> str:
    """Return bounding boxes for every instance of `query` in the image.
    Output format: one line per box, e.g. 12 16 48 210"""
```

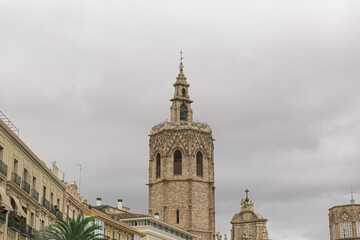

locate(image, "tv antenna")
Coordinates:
350 184 355 204
76 164 84 195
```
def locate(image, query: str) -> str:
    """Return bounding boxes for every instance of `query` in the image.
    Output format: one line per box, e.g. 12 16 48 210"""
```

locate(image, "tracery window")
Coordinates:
196 151 203 176
174 150 182 175
331 224 336 240
180 104 187 121
340 212 353 238
156 153 161 178
356 213 360 237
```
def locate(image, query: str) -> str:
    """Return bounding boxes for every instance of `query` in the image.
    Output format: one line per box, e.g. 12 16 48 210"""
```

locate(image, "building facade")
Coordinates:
329 203 360 240
64 181 83 220
230 191 269 240
148 66 215 240
119 212 198 240
0 115 65 240
84 204 145 240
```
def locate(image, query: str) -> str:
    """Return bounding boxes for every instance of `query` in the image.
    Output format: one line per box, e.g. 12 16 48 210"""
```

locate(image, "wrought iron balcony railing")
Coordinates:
56 210 63 219
21 181 30 194
8 214 21 231
31 189 39 201
42 198 50 211
0 211 6 223
11 172 21 187
29 227 39 239
20 224 31 237
0 160 7 176
50 204 57 215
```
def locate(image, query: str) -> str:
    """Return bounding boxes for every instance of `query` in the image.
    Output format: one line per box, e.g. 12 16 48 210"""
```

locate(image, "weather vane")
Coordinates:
179 48 184 69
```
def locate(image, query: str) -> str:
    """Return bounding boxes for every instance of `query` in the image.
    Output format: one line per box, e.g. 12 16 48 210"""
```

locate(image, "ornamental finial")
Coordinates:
179 48 184 70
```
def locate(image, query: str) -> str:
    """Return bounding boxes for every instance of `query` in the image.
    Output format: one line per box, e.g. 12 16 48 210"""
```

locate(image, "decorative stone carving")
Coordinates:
231 190 269 240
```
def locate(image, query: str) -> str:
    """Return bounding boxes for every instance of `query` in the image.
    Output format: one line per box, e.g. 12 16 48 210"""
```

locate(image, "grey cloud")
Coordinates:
1 0 360 239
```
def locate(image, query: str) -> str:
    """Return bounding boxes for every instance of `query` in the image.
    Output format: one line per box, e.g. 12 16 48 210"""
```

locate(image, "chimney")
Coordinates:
155 213 159 219
96 197 102 206
118 199 123 210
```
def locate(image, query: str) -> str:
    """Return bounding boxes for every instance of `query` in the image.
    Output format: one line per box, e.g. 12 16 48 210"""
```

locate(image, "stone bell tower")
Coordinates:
148 59 215 240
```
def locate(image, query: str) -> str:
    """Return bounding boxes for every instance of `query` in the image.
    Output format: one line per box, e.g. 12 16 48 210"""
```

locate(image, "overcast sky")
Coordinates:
1 0 360 239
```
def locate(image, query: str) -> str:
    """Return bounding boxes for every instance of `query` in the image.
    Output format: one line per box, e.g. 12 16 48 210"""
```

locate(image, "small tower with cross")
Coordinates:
231 190 270 240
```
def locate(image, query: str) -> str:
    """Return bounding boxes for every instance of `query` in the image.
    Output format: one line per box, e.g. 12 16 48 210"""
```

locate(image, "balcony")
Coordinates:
29 228 39 239
56 210 63 219
0 160 7 176
8 213 20 231
11 172 21 187
21 181 30 194
0 210 6 223
31 189 39 201
50 204 57 215
42 198 50 211
20 224 31 237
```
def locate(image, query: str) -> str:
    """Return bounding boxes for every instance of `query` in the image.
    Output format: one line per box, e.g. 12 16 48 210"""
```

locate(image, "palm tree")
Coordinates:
40 212 106 240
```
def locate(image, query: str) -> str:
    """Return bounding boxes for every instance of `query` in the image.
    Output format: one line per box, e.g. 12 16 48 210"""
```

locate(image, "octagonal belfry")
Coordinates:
148 66 215 240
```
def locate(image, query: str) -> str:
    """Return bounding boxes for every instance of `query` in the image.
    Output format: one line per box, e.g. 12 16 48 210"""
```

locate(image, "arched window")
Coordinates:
156 153 161 178
340 212 353 238
356 213 360 237
176 209 180 224
180 104 187 121
182 88 186 97
196 151 203 176
174 150 182 175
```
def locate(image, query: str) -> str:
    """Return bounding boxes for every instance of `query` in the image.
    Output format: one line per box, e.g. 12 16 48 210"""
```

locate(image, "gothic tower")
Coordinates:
148 63 215 240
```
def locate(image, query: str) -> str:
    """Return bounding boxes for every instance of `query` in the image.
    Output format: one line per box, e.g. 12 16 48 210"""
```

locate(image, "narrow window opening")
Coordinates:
14 159 18 173
23 168 29 183
0 145 3 161
180 104 187 121
43 186 46 199
182 88 186 97
196 151 203 176
174 150 182 175
30 212 35 227
32 176 37 189
176 209 180 224
156 153 161 178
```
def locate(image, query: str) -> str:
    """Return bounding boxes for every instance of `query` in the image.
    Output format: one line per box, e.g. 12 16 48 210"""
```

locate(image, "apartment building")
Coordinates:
0 115 65 240
64 181 83 220
83 204 145 240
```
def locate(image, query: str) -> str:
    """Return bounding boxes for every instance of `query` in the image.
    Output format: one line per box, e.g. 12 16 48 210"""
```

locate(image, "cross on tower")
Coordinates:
245 189 249 203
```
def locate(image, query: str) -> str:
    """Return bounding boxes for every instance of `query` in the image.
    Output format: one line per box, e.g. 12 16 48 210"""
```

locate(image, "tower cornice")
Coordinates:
150 121 212 136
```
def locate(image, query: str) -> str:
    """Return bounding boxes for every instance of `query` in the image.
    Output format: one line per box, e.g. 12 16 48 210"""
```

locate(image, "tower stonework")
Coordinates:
148 67 215 240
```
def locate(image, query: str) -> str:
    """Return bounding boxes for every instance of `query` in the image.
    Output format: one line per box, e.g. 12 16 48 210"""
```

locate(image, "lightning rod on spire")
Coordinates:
350 184 355 204
179 48 184 69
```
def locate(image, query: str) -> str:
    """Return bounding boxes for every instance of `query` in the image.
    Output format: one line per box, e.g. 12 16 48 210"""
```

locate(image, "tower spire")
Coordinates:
170 50 193 122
